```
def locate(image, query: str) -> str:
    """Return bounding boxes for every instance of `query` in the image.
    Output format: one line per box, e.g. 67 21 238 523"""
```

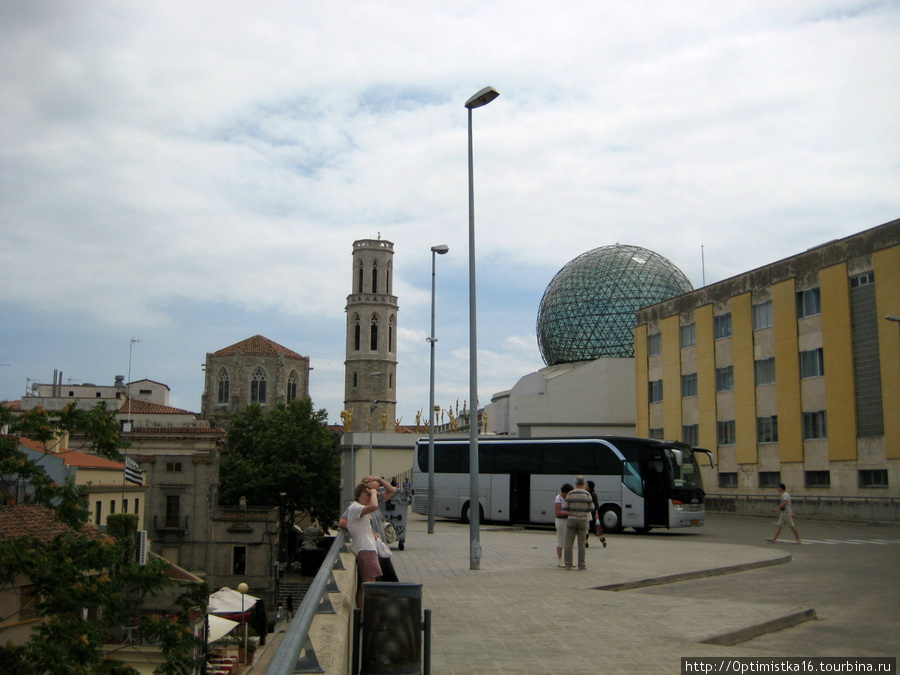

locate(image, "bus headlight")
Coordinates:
672 500 684 511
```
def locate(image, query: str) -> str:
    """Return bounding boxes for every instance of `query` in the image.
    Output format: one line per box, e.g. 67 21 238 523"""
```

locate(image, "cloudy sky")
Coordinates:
2 1 898 427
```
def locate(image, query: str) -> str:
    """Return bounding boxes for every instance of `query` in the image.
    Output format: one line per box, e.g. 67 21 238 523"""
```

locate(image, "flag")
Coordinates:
124 457 143 486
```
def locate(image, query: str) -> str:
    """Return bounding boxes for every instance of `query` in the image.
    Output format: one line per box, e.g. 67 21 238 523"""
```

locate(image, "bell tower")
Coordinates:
343 237 398 433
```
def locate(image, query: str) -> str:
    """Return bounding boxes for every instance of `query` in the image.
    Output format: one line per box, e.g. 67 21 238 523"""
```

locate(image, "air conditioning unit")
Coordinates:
136 530 148 565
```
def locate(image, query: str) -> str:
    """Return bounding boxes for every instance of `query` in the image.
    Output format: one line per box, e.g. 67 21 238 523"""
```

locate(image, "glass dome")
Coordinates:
536 244 693 365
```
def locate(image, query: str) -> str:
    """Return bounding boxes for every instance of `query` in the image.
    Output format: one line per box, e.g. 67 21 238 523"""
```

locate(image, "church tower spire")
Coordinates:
343 238 397 432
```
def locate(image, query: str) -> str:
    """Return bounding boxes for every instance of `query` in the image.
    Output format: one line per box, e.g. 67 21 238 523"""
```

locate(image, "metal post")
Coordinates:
427 244 449 534
464 86 498 570
368 372 382 477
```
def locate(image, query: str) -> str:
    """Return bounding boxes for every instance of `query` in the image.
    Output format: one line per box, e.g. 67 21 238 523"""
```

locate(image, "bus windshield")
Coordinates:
664 447 702 490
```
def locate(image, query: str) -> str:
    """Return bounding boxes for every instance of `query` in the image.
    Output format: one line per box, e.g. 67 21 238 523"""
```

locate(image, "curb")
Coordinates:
699 607 818 646
592 553 792 591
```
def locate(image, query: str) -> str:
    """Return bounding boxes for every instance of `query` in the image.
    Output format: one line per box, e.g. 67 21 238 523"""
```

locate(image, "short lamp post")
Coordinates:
465 85 499 570
238 582 249 662
427 244 449 534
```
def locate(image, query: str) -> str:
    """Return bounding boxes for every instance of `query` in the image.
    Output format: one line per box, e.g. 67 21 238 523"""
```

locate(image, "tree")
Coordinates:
0 401 205 674
218 398 341 543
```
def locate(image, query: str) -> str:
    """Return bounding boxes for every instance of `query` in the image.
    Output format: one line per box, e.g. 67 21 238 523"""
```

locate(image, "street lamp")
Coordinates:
237 582 249 663
427 244 450 534
369 372 384 476
465 85 499 570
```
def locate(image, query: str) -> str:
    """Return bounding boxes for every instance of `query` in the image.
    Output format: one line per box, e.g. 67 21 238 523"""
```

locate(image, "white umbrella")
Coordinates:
207 614 239 643
207 586 259 615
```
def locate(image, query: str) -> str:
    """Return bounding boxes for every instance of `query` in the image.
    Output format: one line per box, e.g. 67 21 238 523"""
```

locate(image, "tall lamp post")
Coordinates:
237 582 249 663
427 244 450 534
368 372 383 476
465 85 499 570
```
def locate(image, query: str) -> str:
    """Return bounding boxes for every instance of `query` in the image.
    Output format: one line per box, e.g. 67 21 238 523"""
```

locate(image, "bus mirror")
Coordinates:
671 449 683 466
694 448 715 468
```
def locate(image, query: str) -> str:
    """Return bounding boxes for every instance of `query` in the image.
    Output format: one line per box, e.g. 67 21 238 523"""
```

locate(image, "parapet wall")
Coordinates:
706 494 900 523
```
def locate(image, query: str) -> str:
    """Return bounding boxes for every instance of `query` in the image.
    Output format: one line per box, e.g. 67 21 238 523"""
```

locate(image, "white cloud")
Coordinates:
1 1 898 425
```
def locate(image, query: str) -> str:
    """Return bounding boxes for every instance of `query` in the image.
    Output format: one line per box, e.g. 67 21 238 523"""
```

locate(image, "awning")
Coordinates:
207 614 239 643
207 586 259 618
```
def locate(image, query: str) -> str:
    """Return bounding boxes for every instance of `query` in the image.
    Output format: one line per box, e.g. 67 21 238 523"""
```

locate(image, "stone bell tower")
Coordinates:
343 237 398 433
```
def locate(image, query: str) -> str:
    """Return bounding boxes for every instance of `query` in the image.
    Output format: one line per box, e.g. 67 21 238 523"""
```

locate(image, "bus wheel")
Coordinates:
460 502 483 525
599 505 623 534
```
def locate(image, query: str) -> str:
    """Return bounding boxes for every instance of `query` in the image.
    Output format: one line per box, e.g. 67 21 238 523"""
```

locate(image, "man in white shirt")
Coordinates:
768 483 802 544
346 476 393 611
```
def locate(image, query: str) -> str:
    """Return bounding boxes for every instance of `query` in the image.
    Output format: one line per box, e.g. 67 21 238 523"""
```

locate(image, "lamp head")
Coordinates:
431 244 450 255
465 86 499 109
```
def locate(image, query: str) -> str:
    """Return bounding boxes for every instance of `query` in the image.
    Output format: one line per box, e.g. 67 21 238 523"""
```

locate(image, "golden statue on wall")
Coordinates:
447 406 458 433
340 409 353 432
381 411 387 432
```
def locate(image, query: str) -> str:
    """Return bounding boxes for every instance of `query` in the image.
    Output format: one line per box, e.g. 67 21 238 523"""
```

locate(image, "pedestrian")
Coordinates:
345 476 386 613
554 483 573 567
585 480 600 548
563 476 594 570
768 483 802 544
340 476 400 582
285 594 294 620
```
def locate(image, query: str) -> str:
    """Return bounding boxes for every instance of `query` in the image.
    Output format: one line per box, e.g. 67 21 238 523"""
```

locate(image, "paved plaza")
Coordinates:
254 513 899 674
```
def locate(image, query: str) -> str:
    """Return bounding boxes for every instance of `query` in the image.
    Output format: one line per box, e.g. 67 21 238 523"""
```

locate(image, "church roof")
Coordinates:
211 335 306 359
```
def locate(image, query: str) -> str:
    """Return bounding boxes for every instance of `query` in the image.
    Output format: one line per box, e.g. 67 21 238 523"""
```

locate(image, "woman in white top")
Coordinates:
554 483 573 568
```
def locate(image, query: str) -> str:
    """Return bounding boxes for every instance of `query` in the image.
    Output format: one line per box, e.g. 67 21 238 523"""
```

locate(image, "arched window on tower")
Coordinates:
357 261 364 293
287 371 298 403
389 373 393 389
388 315 395 352
372 260 378 294
353 372 358 388
218 369 230 404
251 368 267 403
387 261 392 294
370 314 379 351
354 314 361 351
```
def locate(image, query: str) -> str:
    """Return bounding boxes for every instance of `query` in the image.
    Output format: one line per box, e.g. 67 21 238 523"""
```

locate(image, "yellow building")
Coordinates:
635 218 899 514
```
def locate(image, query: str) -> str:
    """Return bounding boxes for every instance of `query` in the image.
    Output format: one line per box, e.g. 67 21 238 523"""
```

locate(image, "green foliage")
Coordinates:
219 399 341 532
0 409 204 674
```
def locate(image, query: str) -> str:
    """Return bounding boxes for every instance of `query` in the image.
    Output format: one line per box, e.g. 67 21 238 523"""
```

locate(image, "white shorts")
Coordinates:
555 518 568 548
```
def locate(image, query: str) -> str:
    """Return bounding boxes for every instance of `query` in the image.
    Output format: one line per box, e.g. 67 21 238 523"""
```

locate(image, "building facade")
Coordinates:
635 218 899 508
201 335 311 429
343 238 398 434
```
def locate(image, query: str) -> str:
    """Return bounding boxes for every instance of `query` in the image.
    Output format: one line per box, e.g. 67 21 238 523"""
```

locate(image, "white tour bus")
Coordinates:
411 436 714 533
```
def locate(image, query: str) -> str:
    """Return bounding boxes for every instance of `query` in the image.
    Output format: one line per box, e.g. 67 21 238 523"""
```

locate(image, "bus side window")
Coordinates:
623 461 643 496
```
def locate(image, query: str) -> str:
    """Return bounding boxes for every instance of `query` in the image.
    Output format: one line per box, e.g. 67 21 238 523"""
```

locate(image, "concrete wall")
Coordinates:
706 494 900 523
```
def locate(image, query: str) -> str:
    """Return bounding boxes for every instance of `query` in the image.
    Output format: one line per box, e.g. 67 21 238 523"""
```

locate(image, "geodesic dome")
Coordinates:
536 244 693 365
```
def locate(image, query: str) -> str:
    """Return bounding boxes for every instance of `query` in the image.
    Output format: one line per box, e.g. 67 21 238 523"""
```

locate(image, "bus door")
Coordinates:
643 459 668 527
509 472 530 524
621 460 646 528
489 474 510 522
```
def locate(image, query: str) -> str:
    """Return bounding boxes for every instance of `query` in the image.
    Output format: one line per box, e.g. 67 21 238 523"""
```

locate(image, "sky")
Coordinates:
2 1 899 427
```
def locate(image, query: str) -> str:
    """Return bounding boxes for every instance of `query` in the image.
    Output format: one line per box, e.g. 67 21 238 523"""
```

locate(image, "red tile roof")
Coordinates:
0 504 109 543
18 438 125 469
120 398 199 416
212 335 306 359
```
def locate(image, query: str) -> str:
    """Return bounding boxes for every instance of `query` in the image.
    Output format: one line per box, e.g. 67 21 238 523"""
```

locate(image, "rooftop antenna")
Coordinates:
122 338 140 500
701 243 706 287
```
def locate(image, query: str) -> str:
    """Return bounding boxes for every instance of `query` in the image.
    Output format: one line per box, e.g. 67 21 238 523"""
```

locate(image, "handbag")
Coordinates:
376 538 393 558
382 521 397 544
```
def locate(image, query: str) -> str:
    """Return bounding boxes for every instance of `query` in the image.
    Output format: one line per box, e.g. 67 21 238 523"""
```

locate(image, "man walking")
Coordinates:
564 476 594 570
768 483 802 544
